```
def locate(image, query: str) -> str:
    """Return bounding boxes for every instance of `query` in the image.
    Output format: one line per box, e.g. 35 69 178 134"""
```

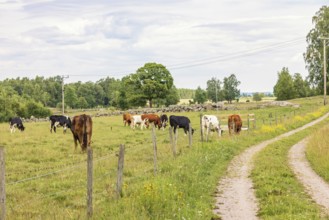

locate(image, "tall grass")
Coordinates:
306 124 329 182
0 96 328 219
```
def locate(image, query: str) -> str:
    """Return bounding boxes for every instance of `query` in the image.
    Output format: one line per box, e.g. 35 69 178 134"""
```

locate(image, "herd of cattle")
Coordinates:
8 113 243 151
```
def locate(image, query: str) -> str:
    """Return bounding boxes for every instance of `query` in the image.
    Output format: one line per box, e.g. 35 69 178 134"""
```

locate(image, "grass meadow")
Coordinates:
0 96 328 219
306 123 329 183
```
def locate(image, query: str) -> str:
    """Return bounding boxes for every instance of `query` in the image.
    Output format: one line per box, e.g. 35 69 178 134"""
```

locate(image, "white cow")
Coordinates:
201 115 222 139
131 115 148 130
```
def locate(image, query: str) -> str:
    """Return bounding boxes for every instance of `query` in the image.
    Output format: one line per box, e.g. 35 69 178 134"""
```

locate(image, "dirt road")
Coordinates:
289 138 329 215
213 113 329 220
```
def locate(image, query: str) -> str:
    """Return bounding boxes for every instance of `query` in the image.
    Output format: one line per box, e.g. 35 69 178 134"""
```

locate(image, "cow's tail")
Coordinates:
83 115 88 150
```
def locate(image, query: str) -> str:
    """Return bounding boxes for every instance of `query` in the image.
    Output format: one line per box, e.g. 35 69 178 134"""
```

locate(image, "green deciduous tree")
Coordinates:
273 67 295 100
65 85 78 108
132 63 174 108
193 86 207 104
293 73 310 98
206 77 223 102
223 74 240 103
304 6 329 93
253 92 263 102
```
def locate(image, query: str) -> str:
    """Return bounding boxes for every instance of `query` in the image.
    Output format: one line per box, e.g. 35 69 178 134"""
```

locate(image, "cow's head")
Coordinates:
18 124 25 131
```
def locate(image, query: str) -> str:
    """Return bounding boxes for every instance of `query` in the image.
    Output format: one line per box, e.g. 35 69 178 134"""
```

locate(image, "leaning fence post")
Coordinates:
152 124 157 175
0 147 5 220
169 127 176 157
116 144 125 198
87 147 93 218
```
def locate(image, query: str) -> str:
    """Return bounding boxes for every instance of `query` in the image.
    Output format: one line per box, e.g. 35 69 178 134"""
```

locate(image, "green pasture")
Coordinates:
0 96 328 219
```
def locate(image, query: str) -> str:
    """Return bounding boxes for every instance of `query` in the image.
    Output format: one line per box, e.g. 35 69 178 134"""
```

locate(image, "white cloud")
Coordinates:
0 0 327 92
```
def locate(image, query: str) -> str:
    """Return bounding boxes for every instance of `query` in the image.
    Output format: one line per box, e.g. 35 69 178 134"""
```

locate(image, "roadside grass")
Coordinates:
0 96 328 219
306 124 329 182
251 117 329 219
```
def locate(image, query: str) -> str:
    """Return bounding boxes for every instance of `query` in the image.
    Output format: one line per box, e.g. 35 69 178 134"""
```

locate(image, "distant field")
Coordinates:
0 96 328 219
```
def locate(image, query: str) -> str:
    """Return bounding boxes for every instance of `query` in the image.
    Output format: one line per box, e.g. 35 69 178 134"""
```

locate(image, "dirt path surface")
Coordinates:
213 113 329 220
289 139 329 215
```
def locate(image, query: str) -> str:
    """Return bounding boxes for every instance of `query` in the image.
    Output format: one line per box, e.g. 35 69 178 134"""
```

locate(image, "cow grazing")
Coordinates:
228 114 242 134
49 115 71 133
131 115 148 130
70 114 93 151
169 115 194 135
202 115 222 137
160 114 168 130
123 113 132 126
141 114 162 129
9 117 25 133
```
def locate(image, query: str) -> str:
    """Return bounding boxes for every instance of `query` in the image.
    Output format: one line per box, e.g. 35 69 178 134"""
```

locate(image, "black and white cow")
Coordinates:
9 117 25 133
49 115 71 133
169 115 194 135
160 114 168 130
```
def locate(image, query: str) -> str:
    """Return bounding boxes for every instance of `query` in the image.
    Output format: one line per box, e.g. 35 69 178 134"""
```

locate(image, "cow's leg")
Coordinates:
63 124 67 134
172 126 177 135
184 127 188 136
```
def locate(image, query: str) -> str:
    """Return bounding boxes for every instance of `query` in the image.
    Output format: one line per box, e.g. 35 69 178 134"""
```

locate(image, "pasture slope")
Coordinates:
213 111 329 219
289 139 329 215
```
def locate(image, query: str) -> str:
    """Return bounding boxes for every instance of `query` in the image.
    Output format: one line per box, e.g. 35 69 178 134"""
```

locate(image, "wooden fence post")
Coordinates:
152 124 157 175
188 123 192 147
169 127 176 157
116 144 125 198
0 147 5 220
87 147 93 218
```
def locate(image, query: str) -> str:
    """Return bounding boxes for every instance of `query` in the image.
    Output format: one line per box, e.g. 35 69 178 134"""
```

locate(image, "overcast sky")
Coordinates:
0 1 327 92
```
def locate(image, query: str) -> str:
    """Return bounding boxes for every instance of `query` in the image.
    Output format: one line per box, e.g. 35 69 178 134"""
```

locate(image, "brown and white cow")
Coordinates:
228 114 242 135
70 114 93 151
123 113 132 126
131 115 148 130
141 114 162 129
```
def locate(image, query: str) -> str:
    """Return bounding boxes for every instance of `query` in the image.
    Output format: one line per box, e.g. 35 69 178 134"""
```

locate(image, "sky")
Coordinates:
0 0 327 93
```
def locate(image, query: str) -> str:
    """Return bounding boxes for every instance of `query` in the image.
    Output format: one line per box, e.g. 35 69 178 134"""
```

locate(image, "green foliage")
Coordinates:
177 88 195 99
293 73 311 98
304 6 329 92
252 92 263 102
133 63 174 108
206 77 223 102
274 68 312 100
193 86 207 104
274 67 296 100
223 74 240 103
25 101 52 117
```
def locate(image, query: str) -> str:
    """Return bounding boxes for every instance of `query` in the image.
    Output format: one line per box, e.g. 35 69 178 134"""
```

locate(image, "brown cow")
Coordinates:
228 114 242 135
141 114 162 129
70 114 93 151
123 113 132 126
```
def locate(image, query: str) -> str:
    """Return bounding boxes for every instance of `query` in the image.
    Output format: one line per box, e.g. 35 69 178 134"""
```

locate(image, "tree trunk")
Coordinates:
149 99 153 108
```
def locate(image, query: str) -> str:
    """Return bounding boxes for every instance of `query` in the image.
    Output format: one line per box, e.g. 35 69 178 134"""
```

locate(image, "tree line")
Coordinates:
0 65 243 122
